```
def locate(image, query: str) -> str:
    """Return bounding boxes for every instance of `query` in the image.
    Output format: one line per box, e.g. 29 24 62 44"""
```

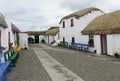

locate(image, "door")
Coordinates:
35 35 39 43
100 35 107 54
63 37 65 42
72 37 75 43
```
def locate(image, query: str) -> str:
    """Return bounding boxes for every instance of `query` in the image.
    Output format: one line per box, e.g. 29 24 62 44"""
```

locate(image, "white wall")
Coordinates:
94 35 101 54
44 32 59 44
107 34 120 55
0 26 8 50
59 10 103 46
39 35 44 43
19 33 28 48
107 35 114 55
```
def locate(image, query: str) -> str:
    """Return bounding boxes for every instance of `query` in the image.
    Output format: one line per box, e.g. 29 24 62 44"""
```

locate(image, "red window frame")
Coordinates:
0 30 1 46
62 21 65 28
70 19 74 27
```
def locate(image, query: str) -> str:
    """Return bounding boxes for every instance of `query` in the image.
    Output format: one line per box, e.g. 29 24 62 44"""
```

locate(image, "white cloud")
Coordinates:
0 0 120 31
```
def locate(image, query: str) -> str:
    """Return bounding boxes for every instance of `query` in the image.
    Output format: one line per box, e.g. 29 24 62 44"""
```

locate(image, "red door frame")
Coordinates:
0 30 1 46
100 35 103 54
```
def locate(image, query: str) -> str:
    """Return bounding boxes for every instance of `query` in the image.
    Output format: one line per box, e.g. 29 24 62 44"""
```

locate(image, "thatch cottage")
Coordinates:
59 7 104 48
81 10 120 55
0 12 28 50
26 31 45 43
44 27 59 44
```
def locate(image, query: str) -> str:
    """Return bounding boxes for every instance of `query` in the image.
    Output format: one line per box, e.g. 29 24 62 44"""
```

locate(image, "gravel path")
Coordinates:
8 46 52 81
42 44 120 81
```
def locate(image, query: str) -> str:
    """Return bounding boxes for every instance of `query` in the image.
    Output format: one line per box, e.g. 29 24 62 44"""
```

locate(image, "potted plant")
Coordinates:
88 39 94 47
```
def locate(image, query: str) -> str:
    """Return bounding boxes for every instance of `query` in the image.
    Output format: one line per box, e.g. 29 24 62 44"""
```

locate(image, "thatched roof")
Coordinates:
44 27 59 36
11 23 21 33
59 7 103 24
81 10 120 35
0 13 7 28
25 31 46 35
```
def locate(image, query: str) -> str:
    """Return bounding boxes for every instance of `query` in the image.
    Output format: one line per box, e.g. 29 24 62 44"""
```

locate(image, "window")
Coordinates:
88 35 94 47
72 37 75 43
62 21 65 28
70 19 74 27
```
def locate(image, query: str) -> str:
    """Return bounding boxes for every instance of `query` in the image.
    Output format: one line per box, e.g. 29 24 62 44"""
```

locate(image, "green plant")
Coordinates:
114 53 120 58
28 36 34 43
88 39 94 47
41 39 46 43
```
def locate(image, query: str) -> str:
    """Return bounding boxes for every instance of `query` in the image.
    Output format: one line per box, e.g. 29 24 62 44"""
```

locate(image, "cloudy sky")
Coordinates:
0 0 120 32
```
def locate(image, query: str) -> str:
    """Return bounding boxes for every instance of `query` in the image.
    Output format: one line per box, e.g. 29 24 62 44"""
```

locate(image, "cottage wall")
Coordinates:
107 34 120 55
0 26 8 49
60 10 103 46
5 20 15 46
94 35 101 54
19 33 28 49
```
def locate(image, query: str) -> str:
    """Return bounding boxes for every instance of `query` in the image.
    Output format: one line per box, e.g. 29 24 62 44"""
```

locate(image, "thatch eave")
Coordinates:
59 7 103 24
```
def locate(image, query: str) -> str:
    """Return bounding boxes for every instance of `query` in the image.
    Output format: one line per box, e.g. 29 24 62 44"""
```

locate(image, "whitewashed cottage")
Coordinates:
59 7 104 50
44 27 59 44
81 10 120 56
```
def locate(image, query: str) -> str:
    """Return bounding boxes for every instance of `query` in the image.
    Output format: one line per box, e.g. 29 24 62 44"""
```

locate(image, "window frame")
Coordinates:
62 21 65 28
88 35 94 47
70 19 74 27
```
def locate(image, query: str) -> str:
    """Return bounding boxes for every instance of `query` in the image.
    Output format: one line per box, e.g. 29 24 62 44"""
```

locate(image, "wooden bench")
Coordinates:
0 54 11 81
69 43 89 52
4 48 19 67
58 41 68 48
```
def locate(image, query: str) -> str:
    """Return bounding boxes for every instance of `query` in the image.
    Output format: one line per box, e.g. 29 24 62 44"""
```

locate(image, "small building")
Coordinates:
26 31 45 43
59 7 104 48
44 27 59 44
81 10 120 55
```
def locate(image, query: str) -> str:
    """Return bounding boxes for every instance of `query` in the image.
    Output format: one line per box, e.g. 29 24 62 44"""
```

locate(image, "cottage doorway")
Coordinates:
63 37 65 42
100 35 107 54
72 37 75 43
35 35 39 43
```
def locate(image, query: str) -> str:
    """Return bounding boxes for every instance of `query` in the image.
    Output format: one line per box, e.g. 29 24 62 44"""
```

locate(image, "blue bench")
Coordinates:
0 54 11 81
69 43 89 52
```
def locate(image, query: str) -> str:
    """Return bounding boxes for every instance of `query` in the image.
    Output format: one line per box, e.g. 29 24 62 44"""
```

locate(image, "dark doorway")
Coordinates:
63 37 65 42
35 35 39 43
72 37 75 43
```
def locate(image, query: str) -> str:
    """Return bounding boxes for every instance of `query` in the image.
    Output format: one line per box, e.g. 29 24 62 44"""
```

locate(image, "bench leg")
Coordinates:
0 71 7 81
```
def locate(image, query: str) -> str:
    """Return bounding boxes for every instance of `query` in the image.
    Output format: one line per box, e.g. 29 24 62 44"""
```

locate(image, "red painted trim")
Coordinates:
70 19 74 27
100 35 103 54
8 32 10 41
63 21 65 28
0 30 1 46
